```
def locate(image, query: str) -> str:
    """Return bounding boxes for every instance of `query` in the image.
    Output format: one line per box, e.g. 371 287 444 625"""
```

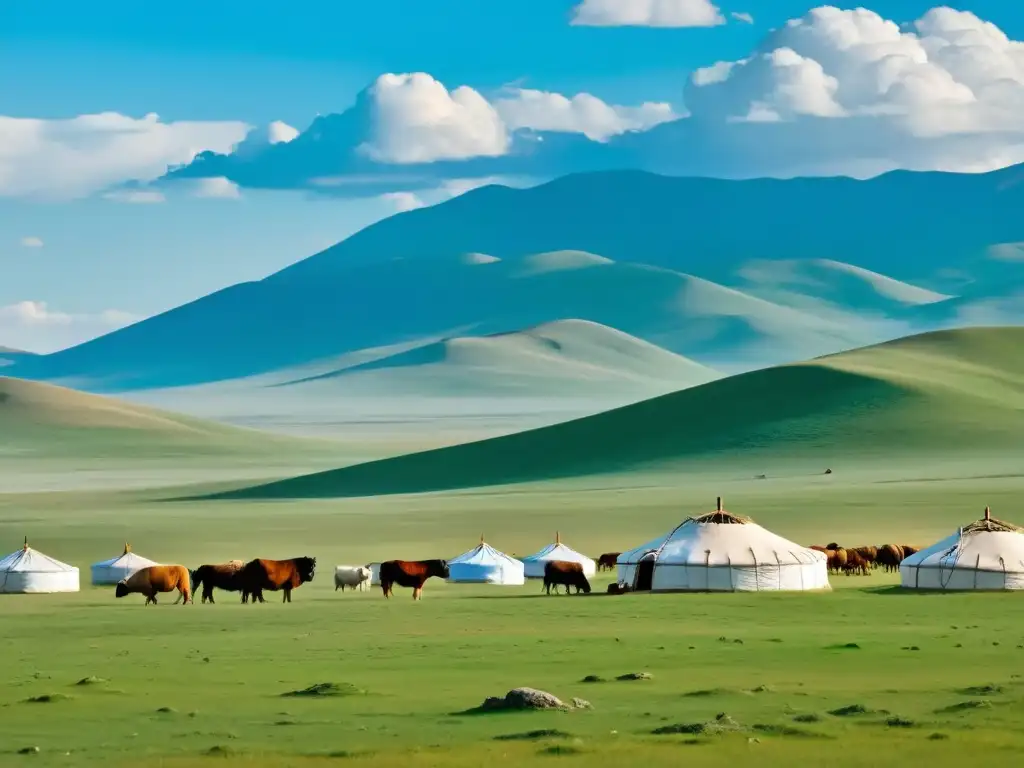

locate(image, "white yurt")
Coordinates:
368 562 382 586
901 506 1024 591
0 538 80 594
447 537 525 585
521 532 596 579
90 542 159 586
616 498 830 592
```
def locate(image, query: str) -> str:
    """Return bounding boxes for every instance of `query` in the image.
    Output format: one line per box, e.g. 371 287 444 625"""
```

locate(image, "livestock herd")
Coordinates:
109 543 919 605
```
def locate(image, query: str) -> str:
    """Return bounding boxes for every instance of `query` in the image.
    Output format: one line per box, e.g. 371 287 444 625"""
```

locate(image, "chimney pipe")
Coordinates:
985 506 991 521
716 496 722 511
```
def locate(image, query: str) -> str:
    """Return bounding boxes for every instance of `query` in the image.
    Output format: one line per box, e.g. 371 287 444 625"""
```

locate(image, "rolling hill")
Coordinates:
9 168 1024 391
9 249 910 391
0 376 336 459
206 327 1024 499
274 319 720 397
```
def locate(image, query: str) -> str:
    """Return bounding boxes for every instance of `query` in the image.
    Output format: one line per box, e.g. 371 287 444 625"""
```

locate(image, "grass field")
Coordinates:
3 461 1024 767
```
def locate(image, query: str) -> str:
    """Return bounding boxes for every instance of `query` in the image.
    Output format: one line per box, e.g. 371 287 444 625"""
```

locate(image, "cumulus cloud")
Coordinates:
571 0 725 28
20 236 43 248
494 89 678 140
0 112 249 200
0 301 140 354
358 73 509 163
731 11 753 24
379 191 425 212
191 176 242 199
681 6 1024 176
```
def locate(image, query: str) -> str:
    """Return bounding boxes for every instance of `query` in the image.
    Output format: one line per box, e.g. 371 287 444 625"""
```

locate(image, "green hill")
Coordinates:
0 376 335 459
209 327 1024 499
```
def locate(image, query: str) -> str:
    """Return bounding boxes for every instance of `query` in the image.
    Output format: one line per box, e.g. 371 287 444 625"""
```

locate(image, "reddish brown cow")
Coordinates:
379 559 449 600
543 560 592 595
901 545 919 557
843 549 870 576
596 553 620 572
238 557 316 603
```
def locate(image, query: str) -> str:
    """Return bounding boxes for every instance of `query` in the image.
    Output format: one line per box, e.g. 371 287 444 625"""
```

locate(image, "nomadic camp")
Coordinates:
90 542 159 586
520 532 596 579
447 537 525 585
616 498 830 592
900 506 1024 590
0 539 80 594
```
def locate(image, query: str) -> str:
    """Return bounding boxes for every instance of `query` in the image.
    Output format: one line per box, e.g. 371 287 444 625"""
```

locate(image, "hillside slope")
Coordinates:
11 252 888 389
0 376 333 459
277 319 720 396
209 327 1024 499
12 167 1024 390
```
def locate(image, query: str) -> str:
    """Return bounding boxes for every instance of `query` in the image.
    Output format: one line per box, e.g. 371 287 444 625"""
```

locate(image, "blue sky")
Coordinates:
2 1 1023 351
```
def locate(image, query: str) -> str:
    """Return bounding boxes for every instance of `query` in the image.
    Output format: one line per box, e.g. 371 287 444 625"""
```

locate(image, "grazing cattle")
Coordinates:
238 557 316 604
115 565 192 606
191 560 245 604
843 549 870 576
378 559 449 600
901 545 919 557
543 560 592 595
876 544 905 573
853 546 878 568
596 553 620 572
334 565 372 592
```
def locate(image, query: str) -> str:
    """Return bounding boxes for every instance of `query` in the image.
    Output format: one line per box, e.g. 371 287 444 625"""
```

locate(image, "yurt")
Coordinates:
447 537 525 585
90 542 159 586
368 562 382 586
901 507 1024 591
0 538 80 594
521 533 596 579
616 498 829 592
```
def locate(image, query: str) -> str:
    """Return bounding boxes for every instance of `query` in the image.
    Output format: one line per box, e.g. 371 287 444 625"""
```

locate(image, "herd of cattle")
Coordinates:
109 543 920 605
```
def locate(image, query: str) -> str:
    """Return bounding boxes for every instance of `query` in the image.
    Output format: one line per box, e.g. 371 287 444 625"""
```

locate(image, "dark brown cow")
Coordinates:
596 553 620 572
853 546 878 568
901 545 919 557
543 560 592 595
843 549 870 576
378 559 449 600
191 560 245 604
238 557 316 603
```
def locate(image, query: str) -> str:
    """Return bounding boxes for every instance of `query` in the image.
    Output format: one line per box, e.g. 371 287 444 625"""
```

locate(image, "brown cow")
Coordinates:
901 545 919 557
543 560 592 595
191 560 245 604
876 544 905 573
843 549 870 576
596 553 620 572
239 557 316 603
825 548 847 575
115 565 192 605
379 559 449 600
853 546 878 568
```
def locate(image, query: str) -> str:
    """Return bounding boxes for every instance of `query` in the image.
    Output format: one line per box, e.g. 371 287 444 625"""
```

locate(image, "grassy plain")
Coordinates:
2 459 1024 767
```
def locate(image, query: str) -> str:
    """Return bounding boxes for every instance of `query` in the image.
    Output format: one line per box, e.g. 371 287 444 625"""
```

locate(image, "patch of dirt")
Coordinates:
958 684 1003 696
937 700 993 714
494 729 573 741
828 704 872 717
616 672 651 681
74 676 106 687
652 713 743 736
23 694 72 704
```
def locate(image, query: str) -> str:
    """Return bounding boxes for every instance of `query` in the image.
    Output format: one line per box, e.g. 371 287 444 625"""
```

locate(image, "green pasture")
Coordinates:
2 462 1024 767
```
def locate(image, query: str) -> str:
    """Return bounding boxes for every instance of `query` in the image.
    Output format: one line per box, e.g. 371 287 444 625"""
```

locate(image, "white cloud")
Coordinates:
359 73 509 164
0 301 140 354
731 11 753 24
267 120 300 145
571 0 725 28
19 236 43 248
102 188 166 204
494 89 678 140
682 6 1024 176
191 176 242 199
0 112 249 200
379 191 426 212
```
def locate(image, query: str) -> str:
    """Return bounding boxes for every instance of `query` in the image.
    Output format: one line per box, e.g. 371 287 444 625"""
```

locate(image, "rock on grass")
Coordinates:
23 694 72 704
494 729 573 741
466 688 591 714
828 704 872 717
280 682 365 698
616 672 652 681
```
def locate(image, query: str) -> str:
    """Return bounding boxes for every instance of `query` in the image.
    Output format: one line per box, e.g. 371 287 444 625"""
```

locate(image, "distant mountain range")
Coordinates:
9 169 1024 392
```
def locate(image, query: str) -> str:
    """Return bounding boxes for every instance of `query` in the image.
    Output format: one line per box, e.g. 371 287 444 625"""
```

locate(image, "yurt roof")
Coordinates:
903 507 1024 571
522 533 594 563
450 539 520 566
0 539 77 573
619 498 823 566
91 542 158 568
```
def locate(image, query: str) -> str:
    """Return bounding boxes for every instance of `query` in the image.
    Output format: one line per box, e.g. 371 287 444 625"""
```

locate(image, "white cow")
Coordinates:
334 565 372 592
